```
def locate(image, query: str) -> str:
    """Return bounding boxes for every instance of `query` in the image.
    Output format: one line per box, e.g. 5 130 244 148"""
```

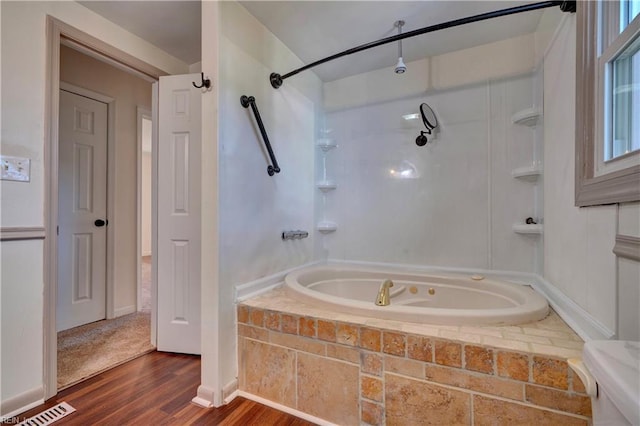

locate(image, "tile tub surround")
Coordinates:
237 289 590 425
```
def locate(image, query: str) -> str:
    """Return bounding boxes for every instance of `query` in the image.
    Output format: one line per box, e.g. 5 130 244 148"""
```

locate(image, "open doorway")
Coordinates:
138 110 153 314
55 43 155 390
44 9 204 399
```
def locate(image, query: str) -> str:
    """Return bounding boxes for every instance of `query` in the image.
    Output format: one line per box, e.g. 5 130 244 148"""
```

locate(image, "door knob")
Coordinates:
94 219 107 227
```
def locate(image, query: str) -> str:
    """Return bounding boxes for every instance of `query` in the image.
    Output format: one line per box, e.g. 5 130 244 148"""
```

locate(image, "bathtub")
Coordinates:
284 265 549 326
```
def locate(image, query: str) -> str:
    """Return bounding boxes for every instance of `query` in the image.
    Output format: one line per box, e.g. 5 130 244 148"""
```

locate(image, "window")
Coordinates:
576 1 640 206
608 41 639 160
620 0 640 32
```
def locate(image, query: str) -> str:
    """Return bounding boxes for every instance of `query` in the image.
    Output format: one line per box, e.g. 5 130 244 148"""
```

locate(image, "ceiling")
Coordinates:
78 1 202 65
77 1 547 82
240 1 545 82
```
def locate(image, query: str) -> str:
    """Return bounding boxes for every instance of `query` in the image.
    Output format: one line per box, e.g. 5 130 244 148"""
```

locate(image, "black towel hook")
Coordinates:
192 72 211 89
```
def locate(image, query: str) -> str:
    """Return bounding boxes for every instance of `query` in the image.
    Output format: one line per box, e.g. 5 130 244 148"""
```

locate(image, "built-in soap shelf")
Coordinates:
512 165 542 182
316 221 337 234
317 134 337 234
511 107 541 127
512 224 543 235
316 181 337 192
317 138 337 152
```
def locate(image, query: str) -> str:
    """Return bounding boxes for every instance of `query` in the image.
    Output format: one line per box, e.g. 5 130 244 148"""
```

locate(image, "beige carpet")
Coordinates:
58 311 155 390
58 258 154 390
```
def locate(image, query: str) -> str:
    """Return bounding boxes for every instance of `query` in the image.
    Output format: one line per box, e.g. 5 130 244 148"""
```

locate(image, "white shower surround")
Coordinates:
321 75 540 273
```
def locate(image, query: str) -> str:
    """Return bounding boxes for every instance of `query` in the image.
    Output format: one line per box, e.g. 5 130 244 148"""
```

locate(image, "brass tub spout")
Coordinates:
375 279 394 306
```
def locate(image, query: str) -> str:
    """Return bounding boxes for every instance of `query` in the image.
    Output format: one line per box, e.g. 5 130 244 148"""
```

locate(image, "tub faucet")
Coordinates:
375 279 394 306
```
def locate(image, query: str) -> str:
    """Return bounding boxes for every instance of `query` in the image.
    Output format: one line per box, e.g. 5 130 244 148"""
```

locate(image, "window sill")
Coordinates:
575 164 640 206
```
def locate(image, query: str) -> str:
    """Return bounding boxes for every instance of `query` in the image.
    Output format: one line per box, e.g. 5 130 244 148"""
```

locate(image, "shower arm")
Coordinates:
270 0 575 89
397 21 403 59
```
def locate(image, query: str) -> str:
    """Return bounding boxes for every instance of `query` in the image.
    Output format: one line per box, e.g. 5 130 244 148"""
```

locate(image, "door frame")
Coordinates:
136 106 152 315
59 82 116 325
44 16 165 399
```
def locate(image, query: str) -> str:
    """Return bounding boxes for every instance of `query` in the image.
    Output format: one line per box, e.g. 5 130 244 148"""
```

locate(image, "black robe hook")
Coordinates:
192 72 211 89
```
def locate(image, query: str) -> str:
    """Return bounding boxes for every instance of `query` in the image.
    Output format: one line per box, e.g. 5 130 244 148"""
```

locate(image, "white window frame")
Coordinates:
594 3 640 176
576 0 640 206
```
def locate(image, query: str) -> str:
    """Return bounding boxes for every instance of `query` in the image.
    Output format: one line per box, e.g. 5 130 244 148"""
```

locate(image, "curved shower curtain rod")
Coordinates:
270 0 576 89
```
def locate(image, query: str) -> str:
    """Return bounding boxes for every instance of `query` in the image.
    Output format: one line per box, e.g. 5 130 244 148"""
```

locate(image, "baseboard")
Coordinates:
1 386 44 419
236 391 335 426
234 261 322 302
114 305 136 318
222 379 237 404
223 390 239 404
532 275 615 341
191 385 216 408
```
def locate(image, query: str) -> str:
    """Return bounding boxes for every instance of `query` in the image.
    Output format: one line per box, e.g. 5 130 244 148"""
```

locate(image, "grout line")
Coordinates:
470 390 475 425
294 350 298 411
486 81 493 270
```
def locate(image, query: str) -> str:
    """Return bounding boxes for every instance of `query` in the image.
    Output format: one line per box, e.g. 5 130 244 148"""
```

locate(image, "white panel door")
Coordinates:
157 74 201 354
57 89 108 331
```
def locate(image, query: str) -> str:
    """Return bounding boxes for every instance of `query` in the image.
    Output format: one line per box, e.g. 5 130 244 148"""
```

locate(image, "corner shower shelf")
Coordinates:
513 224 543 235
316 221 337 234
317 138 337 152
511 107 541 127
316 181 337 192
511 166 542 182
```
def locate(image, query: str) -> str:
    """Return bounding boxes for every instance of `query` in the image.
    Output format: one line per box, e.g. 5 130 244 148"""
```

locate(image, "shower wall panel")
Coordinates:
322 75 538 273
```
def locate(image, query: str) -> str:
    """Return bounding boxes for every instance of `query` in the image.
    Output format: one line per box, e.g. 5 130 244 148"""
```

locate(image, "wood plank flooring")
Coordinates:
7 351 315 425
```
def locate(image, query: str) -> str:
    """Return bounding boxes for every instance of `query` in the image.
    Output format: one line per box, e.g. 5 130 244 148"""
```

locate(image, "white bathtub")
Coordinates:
284 265 549 326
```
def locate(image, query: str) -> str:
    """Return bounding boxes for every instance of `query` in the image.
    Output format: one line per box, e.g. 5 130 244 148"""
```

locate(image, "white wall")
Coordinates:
324 34 536 112
0 0 188 413
1 1 186 228
0 241 44 414
543 15 617 334
217 1 323 392
322 38 541 273
141 152 152 257
198 0 220 407
617 203 640 340
542 15 640 338
60 45 152 316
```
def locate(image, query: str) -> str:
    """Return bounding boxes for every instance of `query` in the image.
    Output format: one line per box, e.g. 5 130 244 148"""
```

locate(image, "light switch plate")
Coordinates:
1 155 31 182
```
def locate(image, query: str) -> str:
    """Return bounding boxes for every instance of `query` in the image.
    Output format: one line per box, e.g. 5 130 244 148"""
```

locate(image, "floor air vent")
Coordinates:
19 402 76 425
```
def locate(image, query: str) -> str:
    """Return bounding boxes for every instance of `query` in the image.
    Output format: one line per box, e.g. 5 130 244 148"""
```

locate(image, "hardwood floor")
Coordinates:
8 352 315 425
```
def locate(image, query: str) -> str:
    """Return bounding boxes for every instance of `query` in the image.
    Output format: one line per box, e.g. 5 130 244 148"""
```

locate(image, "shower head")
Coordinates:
394 20 406 74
